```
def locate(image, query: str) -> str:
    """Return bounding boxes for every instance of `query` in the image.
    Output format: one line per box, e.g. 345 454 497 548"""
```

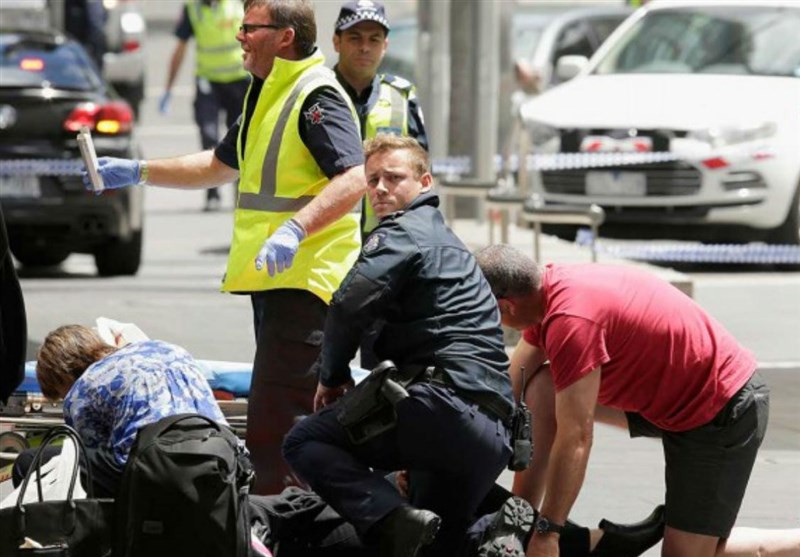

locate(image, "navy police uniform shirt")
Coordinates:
215 75 365 179
319 192 513 415
334 66 429 151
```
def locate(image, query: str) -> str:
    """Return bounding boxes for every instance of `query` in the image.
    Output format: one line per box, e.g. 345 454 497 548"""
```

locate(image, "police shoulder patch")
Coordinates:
362 231 386 254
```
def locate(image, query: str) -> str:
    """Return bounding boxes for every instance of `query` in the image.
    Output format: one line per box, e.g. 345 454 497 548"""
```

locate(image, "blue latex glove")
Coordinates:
159 91 171 114
255 219 306 277
82 157 140 192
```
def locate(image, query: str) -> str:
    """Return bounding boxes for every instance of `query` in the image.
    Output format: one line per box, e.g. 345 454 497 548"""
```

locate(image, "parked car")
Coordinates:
102 0 146 119
512 5 632 95
520 0 800 244
380 6 630 94
0 28 144 276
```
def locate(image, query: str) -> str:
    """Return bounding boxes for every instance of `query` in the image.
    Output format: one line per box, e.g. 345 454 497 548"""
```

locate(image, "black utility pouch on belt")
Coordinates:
508 399 533 471
336 361 409 445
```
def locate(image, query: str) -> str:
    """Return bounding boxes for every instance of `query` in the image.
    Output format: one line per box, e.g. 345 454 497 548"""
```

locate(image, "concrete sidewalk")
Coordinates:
446 216 799 553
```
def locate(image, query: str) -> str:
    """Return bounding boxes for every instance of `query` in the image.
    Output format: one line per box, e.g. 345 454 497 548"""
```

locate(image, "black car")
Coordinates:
0 28 143 276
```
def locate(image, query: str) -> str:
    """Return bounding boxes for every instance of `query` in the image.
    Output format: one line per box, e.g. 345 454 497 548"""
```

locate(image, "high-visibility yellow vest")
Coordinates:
361 75 414 234
186 0 248 83
222 50 361 303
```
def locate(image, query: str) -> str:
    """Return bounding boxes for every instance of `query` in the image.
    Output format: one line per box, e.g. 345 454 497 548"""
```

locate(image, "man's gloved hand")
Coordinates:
82 157 140 192
254 218 306 277
158 91 171 114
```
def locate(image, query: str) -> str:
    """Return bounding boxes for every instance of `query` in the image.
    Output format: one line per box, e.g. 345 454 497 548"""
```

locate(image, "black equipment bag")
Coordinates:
113 414 254 557
0 425 114 556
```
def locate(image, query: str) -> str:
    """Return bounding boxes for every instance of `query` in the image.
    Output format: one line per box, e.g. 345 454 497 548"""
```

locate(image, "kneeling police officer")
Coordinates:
283 135 515 557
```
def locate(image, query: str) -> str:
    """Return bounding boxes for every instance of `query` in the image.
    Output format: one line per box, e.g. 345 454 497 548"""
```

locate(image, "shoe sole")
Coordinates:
478 497 535 557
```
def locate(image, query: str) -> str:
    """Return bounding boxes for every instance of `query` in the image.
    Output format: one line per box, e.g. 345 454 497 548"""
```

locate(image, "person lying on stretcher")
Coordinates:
12 324 227 497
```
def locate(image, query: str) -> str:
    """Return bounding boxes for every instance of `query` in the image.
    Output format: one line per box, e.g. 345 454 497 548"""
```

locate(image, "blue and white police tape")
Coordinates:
0 152 692 177
431 152 680 176
0 159 84 176
576 236 800 265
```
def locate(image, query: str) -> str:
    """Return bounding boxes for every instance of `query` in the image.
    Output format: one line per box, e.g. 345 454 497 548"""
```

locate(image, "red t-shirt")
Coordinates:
522 264 756 431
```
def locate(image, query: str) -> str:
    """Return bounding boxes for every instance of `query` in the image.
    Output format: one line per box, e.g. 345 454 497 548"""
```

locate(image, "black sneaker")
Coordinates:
592 505 665 557
478 496 536 557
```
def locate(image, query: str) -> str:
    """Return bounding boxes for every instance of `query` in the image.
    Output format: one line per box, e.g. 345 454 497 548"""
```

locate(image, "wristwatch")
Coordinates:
534 516 565 535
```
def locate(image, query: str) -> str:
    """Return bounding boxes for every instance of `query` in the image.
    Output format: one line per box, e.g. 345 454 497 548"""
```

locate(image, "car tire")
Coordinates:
94 230 142 276
766 185 800 245
10 244 70 268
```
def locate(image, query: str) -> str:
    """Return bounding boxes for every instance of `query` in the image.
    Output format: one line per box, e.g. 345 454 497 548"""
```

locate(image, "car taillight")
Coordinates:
64 102 133 134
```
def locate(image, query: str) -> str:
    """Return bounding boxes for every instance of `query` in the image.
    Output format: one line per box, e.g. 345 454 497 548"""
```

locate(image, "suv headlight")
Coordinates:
524 120 560 147
688 122 776 148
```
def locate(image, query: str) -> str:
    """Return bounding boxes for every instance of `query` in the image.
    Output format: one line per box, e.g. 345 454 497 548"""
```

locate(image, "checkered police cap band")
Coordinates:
335 1 390 32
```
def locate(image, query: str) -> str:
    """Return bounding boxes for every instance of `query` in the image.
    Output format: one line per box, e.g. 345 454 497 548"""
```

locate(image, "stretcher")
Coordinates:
0 361 369 477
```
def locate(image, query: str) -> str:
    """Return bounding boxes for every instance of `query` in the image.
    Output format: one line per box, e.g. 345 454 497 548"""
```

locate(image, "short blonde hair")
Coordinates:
36 325 116 400
363 134 430 179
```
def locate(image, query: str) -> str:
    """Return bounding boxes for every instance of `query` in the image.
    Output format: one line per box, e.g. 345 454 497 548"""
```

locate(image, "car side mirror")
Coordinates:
555 55 589 82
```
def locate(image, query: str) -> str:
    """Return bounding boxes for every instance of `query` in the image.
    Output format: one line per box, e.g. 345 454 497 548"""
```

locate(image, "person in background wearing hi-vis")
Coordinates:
331 0 428 369
82 0 366 496
160 0 251 211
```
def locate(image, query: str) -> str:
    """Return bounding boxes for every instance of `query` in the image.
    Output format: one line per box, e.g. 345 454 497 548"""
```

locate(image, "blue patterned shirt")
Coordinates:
63 340 227 466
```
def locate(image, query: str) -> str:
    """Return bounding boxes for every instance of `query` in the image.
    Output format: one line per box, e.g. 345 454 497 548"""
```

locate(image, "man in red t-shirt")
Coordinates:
476 245 773 557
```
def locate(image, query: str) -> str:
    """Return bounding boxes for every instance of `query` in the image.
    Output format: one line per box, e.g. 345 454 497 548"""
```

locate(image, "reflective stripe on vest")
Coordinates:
237 69 328 213
187 0 247 83
237 68 361 215
386 85 406 130
222 52 361 299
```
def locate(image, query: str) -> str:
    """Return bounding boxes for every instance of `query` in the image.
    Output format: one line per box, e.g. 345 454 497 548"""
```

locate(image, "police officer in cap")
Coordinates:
332 0 428 236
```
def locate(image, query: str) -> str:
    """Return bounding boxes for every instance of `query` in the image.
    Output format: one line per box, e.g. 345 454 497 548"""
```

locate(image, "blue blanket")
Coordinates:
21 361 369 398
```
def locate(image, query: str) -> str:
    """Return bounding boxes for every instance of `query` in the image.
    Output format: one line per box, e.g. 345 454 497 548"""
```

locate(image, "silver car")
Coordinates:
102 0 146 118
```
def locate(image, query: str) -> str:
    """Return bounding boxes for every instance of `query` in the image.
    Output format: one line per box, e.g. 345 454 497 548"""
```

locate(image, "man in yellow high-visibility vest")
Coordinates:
160 0 251 211
83 0 366 495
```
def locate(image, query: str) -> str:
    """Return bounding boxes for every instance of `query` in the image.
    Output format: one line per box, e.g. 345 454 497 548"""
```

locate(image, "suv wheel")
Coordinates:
10 244 70 268
766 185 800 245
114 81 144 120
94 231 143 276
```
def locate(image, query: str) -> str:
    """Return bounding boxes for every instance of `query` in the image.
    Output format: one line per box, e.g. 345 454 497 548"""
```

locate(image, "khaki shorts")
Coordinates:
626 373 769 538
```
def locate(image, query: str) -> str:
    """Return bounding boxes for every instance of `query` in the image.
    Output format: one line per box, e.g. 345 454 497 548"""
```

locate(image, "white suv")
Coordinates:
520 0 800 244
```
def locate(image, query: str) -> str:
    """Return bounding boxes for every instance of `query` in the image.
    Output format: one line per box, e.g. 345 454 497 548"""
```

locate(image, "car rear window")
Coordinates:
0 34 102 90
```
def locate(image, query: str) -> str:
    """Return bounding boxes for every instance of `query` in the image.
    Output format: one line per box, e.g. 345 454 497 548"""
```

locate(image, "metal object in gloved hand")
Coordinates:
336 361 408 444
82 157 141 191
